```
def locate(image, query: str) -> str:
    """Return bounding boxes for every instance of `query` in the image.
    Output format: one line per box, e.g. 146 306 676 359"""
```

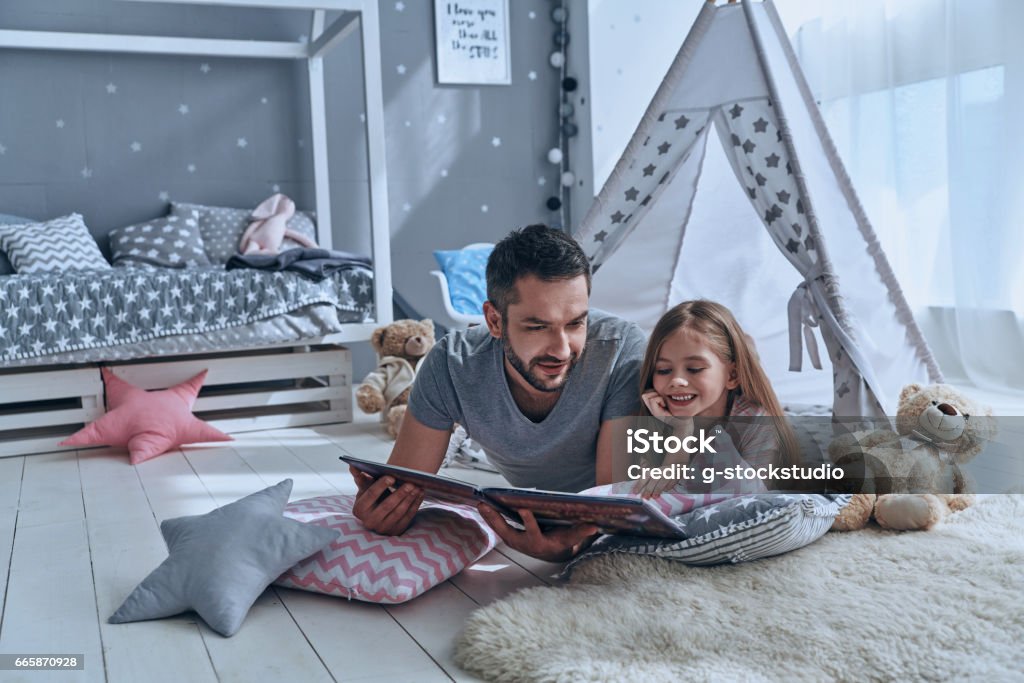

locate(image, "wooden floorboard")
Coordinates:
0 519 104 683
274 587 452 682
0 410 567 682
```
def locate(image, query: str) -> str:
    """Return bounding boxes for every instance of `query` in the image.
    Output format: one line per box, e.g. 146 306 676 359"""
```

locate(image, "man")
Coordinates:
351 225 645 560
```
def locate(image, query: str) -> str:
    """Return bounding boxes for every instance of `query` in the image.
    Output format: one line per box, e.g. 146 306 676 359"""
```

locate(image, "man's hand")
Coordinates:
350 467 425 536
478 505 599 562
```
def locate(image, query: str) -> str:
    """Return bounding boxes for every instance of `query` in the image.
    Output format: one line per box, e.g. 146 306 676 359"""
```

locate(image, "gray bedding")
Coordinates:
0 265 373 364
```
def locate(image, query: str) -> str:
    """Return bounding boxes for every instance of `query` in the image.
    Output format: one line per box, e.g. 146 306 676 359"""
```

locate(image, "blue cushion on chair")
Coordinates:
434 246 493 316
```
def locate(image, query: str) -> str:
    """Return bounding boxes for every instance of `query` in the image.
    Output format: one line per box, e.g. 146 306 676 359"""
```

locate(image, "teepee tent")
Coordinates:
574 0 942 417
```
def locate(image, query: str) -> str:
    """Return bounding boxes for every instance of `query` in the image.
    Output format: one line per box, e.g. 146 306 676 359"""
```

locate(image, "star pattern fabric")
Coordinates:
60 368 231 464
576 107 711 267
0 265 373 361
716 97 817 268
108 479 339 637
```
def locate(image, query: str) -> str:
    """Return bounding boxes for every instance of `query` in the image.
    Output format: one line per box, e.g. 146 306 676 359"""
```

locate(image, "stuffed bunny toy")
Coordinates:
239 193 318 255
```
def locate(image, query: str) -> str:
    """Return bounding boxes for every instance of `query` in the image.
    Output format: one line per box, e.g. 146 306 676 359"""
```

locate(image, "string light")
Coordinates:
545 0 577 230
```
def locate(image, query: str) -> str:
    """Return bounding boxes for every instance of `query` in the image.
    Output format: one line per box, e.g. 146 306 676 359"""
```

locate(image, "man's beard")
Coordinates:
501 328 579 393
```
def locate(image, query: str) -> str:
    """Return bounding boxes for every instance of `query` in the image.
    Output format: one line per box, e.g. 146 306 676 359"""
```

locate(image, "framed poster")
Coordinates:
434 0 511 85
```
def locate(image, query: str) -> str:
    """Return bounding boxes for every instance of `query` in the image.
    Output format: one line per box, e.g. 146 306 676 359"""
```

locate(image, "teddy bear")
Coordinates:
356 319 435 438
829 383 996 531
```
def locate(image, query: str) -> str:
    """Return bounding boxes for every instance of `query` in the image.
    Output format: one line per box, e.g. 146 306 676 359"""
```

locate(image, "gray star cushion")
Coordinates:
109 215 212 269
109 479 339 637
563 494 852 575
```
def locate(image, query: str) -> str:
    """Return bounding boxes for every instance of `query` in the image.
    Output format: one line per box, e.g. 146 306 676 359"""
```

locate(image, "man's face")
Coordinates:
485 274 589 394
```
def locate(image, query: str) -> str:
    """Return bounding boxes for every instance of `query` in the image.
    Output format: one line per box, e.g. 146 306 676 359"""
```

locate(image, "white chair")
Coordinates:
430 242 492 329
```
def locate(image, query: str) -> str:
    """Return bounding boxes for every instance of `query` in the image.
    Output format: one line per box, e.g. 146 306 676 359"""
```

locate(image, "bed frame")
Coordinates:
0 0 394 457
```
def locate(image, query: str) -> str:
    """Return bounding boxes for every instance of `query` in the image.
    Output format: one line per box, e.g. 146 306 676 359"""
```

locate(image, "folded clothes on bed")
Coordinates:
226 248 372 281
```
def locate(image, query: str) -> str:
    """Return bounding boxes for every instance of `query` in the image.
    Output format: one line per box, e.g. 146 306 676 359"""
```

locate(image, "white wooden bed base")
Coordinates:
0 1 395 456
0 340 355 458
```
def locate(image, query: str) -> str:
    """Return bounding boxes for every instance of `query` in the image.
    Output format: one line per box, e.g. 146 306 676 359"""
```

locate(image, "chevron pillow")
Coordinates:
0 213 110 273
275 494 498 604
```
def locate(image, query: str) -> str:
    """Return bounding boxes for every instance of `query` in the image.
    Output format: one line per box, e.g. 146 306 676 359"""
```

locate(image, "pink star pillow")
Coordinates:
61 368 232 464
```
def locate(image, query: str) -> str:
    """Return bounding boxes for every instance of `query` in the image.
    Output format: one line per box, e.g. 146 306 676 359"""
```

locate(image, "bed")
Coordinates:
0 0 393 456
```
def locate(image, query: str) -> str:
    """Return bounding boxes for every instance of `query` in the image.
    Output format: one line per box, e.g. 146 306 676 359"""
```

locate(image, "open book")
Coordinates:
341 455 687 540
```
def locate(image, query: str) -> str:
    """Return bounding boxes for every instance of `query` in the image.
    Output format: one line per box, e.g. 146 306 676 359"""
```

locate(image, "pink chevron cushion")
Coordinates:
275 494 498 604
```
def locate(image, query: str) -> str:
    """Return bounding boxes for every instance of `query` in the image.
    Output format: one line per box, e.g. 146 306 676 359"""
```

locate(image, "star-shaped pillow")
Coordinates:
109 479 340 637
60 368 231 464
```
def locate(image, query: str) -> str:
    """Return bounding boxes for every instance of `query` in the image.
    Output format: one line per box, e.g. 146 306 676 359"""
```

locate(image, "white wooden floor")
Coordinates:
0 410 565 683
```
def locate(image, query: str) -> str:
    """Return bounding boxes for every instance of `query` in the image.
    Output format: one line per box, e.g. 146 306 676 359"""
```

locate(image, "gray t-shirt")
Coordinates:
408 309 646 492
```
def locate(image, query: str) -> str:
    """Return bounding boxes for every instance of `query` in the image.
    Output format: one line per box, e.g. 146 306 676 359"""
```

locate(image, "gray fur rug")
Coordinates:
455 495 1023 682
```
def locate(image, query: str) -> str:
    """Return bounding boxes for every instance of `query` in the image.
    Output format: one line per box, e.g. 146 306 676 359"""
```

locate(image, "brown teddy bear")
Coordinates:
830 383 996 531
356 319 435 438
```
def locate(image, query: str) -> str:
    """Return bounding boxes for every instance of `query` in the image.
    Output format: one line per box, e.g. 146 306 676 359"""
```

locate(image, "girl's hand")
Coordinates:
642 390 673 421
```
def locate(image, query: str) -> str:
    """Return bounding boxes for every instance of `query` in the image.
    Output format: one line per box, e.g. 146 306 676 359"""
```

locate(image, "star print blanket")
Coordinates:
0 265 373 361
560 491 850 575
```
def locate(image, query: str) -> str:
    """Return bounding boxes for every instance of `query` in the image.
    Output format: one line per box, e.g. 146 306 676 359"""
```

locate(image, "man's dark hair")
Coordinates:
486 224 591 315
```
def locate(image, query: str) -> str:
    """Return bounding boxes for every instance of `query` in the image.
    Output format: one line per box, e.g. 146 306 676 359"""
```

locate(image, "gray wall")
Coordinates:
0 0 568 377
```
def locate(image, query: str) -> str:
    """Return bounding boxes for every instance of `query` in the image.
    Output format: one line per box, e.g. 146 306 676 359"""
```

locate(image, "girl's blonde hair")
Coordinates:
639 300 799 465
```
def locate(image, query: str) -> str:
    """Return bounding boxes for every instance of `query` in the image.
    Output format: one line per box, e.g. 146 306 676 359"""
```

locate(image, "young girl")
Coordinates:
632 299 799 497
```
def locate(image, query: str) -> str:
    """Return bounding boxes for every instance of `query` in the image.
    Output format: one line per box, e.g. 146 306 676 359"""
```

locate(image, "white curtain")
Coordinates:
778 0 1024 394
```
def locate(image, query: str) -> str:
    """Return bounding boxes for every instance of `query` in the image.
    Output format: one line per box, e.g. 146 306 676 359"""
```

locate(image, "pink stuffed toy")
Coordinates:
239 193 318 255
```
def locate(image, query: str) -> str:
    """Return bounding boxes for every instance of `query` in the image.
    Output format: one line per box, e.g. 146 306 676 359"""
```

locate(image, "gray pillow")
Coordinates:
109 215 212 269
564 494 851 574
170 201 318 264
108 479 339 637
0 213 110 274
0 213 31 275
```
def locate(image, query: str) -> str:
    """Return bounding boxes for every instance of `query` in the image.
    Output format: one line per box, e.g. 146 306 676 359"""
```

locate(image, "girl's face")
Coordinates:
651 327 739 418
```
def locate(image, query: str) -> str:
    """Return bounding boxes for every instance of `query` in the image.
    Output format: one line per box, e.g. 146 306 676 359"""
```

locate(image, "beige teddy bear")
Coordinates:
356 319 435 438
830 383 996 531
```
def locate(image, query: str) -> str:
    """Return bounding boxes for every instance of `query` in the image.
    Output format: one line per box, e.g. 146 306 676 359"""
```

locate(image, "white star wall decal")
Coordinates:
237 138 248 148
538 176 547 186
200 63 211 73
437 114 447 124
359 113 366 122
0 143 6 155
56 119 65 128
396 64 407 75
106 83 117 94
491 137 501 147
404 120 411 127
440 169 448 177
178 104 190 115
81 166 93 178
481 204 489 213
187 163 196 173
130 141 142 152
395 1 405 10
261 96 268 104
272 184 280 192
528 71 537 81
159 191 170 201
529 10 536 19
